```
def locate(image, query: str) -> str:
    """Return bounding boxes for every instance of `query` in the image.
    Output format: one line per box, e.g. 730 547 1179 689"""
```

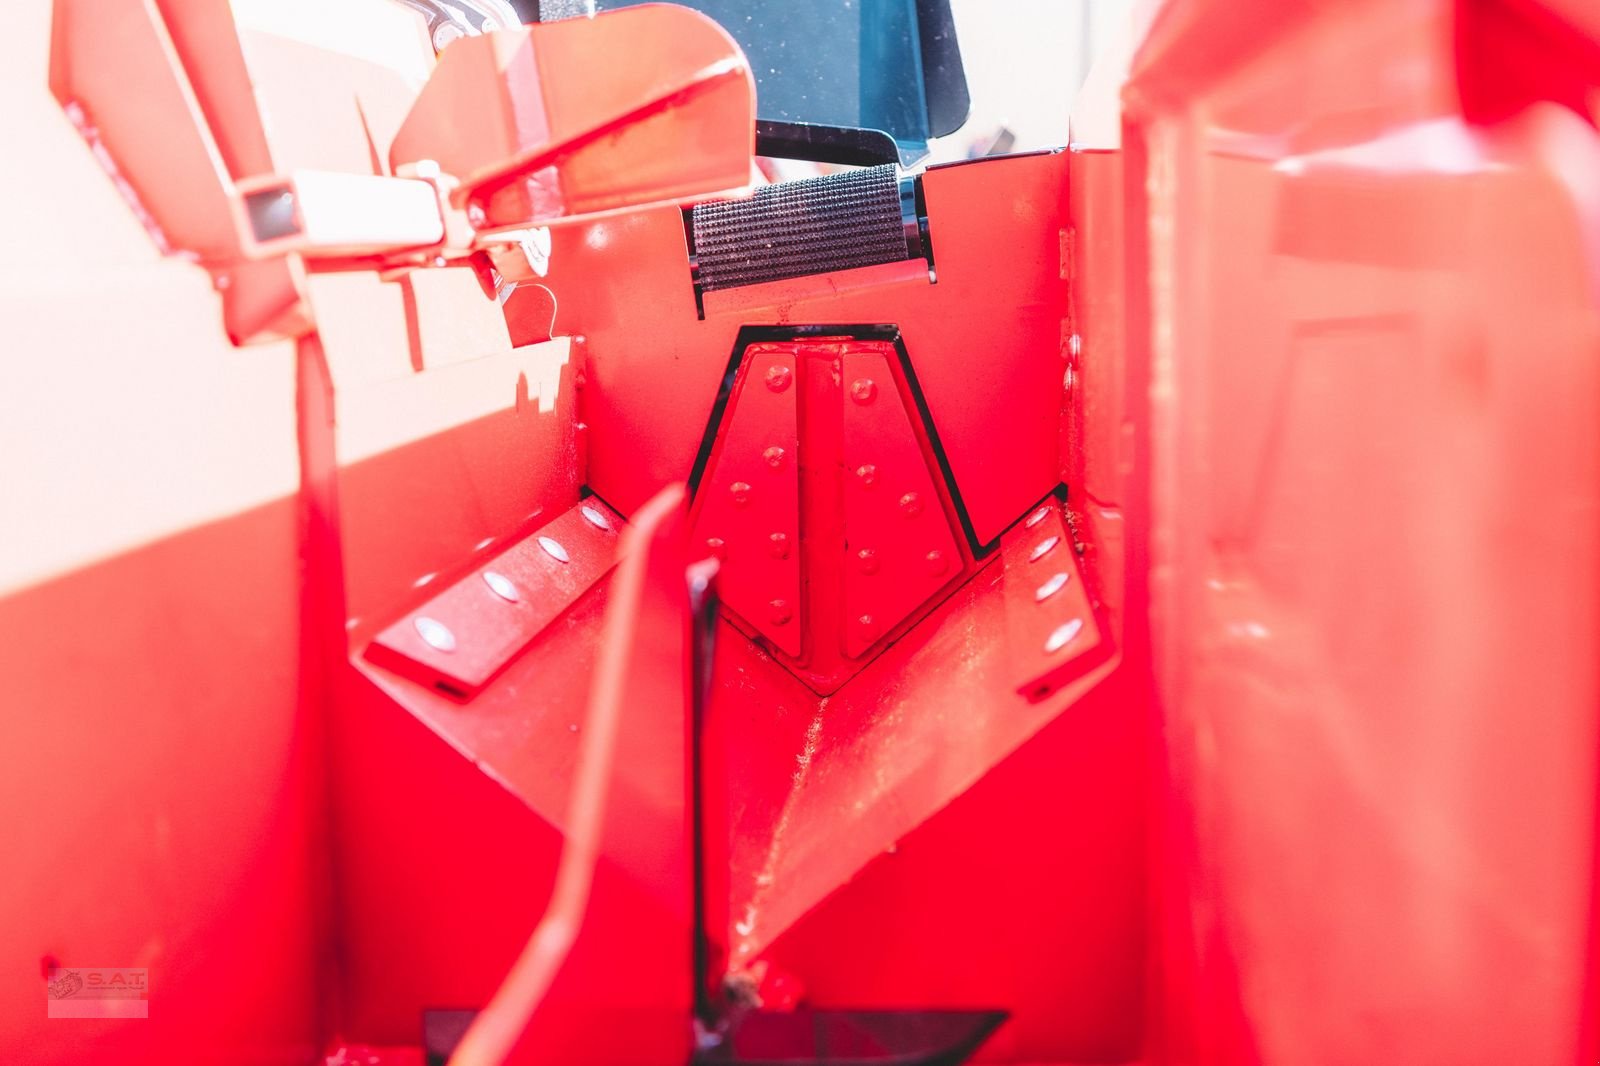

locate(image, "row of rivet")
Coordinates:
412 505 612 653
1025 504 1083 656
715 365 946 631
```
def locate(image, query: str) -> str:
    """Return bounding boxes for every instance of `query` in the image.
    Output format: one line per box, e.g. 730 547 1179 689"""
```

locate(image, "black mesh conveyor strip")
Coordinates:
691 164 909 292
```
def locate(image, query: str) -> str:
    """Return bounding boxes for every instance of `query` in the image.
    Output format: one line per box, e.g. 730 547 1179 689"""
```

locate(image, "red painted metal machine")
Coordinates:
3 1 1598 1063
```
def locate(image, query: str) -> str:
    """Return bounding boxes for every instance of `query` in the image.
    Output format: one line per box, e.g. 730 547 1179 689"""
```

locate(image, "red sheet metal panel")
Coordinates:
0 8 326 1064
716 507 1118 968
1117 1 1600 1063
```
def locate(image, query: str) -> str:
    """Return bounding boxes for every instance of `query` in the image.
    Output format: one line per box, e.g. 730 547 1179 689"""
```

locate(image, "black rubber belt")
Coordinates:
691 164 910 292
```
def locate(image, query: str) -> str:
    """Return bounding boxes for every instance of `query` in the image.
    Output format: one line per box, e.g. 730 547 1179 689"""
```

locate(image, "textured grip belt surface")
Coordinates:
691 164 908 292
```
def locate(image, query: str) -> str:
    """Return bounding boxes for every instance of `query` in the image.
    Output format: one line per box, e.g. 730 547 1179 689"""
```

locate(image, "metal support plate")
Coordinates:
690 347 803 657
839 346 963 657
365 499 623 698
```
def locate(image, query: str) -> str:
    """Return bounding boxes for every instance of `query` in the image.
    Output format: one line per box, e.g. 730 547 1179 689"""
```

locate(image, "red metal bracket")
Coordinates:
1001 501 1107 702
364 499 623 699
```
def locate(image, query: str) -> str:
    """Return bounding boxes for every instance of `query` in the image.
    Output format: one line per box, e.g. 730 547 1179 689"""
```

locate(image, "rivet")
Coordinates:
539 536 570 563
1044 618 1084 654
857 547 880 575
764 365 792 392
414 616 456 652
768 532 790 559
483 570 520 602
850 378 877 404
769 599 792 625
1029 536 1060 562
857 614 875 630
581 504 610 530
763 446 787 470
926 549 949 574
706 537 727 561
1025 506 1050 529
855 464 877 487
898 492 923 518
1035 572 1069 602
730 481 752 506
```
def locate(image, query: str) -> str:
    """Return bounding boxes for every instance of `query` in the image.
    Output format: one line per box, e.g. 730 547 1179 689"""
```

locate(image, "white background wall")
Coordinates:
926 0 1133 162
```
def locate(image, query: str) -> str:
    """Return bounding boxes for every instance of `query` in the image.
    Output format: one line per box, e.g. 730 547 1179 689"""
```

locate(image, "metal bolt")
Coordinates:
850 378 877 404
1035 572 1069 602
769 599 792 625
765 365 792 392
414 616 457 652
432 20 465 50
763 446 787 470
1025 506 1050 529
925 549 949 574
898 492 923 518
581 505 610 530
538 536 570 563
857 547 880 575
768 532 790 559
705 537 727 561
1044 618 1084 654
857 614 875 630
483 570 520 602
730 481 752 506
855 464 877 487
1029 536 1060 562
